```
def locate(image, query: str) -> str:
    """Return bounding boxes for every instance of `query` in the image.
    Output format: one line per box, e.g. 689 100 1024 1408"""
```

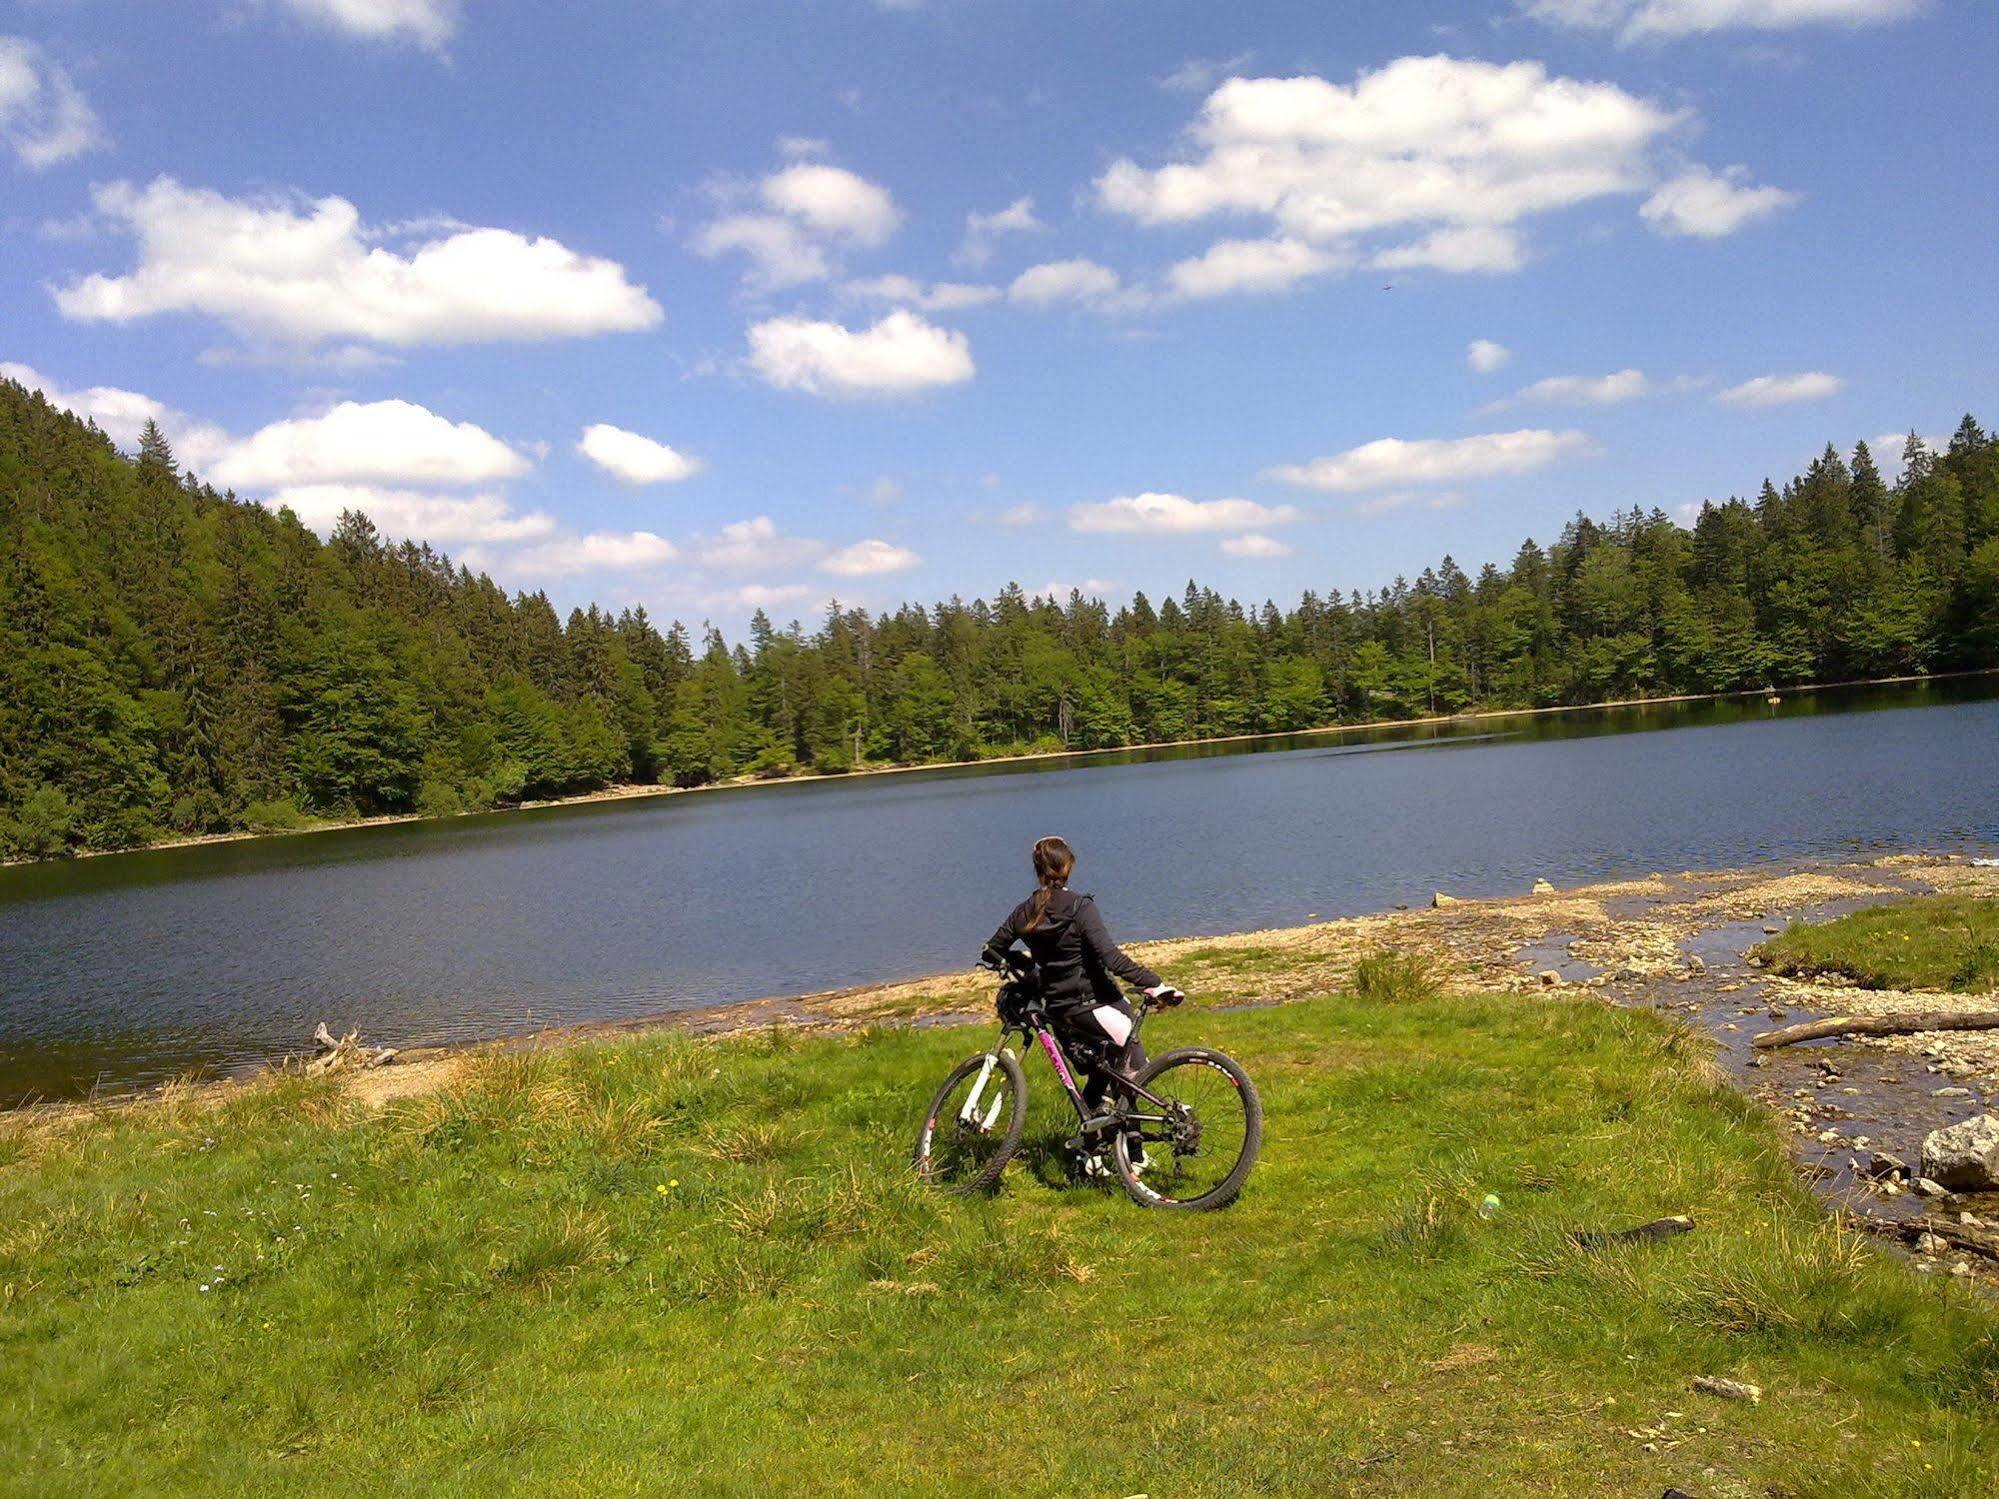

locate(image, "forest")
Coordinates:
2 374 1996 859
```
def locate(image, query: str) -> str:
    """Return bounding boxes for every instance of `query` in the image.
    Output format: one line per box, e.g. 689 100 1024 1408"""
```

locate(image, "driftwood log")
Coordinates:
1751 1010 1999 1050
1845 1212 1999 1262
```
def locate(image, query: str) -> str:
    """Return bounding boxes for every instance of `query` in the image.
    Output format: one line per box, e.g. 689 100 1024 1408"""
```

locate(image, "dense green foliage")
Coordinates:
4 374 1997 856
1759 895 1999 992
5 993 1999 1494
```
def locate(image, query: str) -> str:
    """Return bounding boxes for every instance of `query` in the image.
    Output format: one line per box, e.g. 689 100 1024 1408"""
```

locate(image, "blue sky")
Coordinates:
3 0 1995 629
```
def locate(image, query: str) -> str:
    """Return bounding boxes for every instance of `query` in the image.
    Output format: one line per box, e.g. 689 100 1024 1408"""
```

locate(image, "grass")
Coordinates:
1757 895 1999 992
4 990 1999 1496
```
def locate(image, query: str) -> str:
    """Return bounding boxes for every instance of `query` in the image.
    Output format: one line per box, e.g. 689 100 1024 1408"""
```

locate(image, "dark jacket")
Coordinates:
985 886 1161 1011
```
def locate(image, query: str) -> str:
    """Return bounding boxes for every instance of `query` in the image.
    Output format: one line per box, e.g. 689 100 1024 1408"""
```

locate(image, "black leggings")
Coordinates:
1052 994 1146 1110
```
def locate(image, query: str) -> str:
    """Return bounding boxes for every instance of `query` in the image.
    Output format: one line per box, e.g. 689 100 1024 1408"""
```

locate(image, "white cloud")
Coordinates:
776 135 830 159
956 195 1043 269
267 485 555 544
1157 52 1256 94
212 399 530 490
56 178 663 348
868 477 904 504
1519 0 1921 44
1097 57 1692 270
1493 368 1653 408
1373 225 1526 274
691 214 830 293
822 538 920 576
0 36 107 169
505 530 679 576
0 361 231 473
1356 489 1466 516
695 515 827 572
1037 578 1118 600
577 423 701 485
992 501 1043 526
1265 429 1594 492
1640 165 1798 238
1167 237 1344 299
1009 258 1127 308
1467 339 1513 373
708 582 815 612
1068 493 1300 535
1716 371 1843 407
280 0 459 51
842 273 1001 312
1221 533 1293 558
761 163 901 246
746 310 975 399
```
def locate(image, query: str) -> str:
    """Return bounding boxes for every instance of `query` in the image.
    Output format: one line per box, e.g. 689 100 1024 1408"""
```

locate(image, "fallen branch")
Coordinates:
1751 1010 1999 1050
306 1022 397 1074
1844 1212 1999 1262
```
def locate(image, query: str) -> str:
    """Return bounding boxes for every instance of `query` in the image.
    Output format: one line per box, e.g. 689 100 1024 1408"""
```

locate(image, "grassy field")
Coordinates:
4 985 1999 1496
1757 895 1999 992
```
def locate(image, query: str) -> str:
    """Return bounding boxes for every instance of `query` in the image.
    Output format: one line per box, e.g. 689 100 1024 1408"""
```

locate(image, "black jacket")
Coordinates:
985 887 1161 1010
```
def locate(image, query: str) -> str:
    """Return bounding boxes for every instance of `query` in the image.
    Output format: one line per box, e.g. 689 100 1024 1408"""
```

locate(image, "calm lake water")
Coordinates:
3 679 1997 1106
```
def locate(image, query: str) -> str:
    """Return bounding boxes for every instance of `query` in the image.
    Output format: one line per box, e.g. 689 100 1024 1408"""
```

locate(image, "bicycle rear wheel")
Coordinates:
1113 1047 1262 1210
913 1048 1027 1193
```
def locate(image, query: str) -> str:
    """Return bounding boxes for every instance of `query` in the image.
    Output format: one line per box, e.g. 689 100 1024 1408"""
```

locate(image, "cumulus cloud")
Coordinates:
1373 225 1526 274
55 178 662 349
1640 165 1799 237
1265 429 1594 492
0 36 107 169
504 530 679 576
691 214 830 293
842 273 1000 311
746 310 974 398
1519 0 1921 44
1009 258 1127 308
280 0 459 51
694 515 828 572
1716 371 1843 407
761 163 901 245
577 423 701 485
1221 533 1293 558
1096 56 1744 274
1467 339 1513 373
822 538 920 576
991 502 1043 527
1167 237 1344 299
955 195 1043 269
1491 369 1653 408
1036 578 1118 600
267 485 555 544
0 361 231 473
212 399 529 490
1068 493 1300 535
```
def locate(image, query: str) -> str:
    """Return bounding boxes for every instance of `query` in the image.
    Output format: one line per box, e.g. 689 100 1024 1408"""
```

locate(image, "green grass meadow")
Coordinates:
1758 895 1999 993
4 989 1998 1496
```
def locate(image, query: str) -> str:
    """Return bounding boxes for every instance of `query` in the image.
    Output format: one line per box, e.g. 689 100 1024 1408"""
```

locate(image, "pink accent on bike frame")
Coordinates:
1036 1029 1079 1095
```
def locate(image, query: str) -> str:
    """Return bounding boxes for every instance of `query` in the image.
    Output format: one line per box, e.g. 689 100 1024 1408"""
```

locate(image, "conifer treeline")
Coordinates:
3 375 1996 858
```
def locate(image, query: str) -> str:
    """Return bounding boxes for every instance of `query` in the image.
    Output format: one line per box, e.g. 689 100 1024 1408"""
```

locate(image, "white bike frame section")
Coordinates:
957 1052 1008 1131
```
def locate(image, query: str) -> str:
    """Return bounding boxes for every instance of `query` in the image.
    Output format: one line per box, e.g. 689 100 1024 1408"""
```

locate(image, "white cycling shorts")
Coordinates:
1090 1004 1134 1047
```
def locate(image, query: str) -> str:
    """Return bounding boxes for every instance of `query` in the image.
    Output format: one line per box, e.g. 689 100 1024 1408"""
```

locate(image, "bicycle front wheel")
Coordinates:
1114 1047 1262 1210
913 1048 1027 1193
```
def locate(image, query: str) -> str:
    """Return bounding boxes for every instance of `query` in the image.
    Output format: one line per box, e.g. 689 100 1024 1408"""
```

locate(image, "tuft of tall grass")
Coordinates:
1352 949 1441 1004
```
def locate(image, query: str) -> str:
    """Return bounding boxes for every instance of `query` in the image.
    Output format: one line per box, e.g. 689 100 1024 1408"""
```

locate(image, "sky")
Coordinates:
3 0 1996 631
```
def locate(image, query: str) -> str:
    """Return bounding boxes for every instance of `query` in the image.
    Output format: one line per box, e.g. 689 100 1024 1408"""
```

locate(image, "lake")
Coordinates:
3 679 1997 1107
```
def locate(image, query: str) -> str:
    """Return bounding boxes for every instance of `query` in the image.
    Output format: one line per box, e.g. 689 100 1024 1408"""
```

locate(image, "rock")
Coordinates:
1920 1114 1999 1191
1532 878 1556 895
1687 954 1707 975
1762 925 1781 935
1690 1376 1761 1404
1913 1177 1948 1197
1539 970 1562 987
1951 1262 1972 1277
1862 1151 1909 1180
1432 892 1460 908
1933 1086 1973 1099
1915 1232 1946 1254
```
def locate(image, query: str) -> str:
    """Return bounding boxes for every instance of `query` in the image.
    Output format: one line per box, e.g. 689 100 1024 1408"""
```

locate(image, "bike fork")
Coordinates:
958 1051 1007 1131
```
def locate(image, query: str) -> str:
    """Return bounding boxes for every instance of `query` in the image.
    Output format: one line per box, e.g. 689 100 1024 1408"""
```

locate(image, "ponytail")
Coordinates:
1022 835 1075 932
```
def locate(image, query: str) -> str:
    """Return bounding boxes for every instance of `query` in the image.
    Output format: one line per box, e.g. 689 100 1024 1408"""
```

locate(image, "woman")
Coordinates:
982 835 1183 1167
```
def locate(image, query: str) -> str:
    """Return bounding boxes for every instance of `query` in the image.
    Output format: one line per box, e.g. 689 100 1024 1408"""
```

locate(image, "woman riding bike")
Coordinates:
981 835 1182 1174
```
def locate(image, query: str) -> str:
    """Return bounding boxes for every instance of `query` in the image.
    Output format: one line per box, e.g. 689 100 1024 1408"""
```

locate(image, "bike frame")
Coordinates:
959 997 1178 1139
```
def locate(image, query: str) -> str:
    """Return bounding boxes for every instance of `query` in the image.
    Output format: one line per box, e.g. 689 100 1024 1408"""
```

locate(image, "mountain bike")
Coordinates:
913 950 1262 1210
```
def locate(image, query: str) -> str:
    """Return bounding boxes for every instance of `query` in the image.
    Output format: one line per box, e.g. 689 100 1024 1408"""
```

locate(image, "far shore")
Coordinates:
7 666 1993 871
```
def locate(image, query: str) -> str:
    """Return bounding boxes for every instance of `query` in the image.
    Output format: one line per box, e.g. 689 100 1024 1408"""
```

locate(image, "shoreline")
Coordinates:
8 666 1994 871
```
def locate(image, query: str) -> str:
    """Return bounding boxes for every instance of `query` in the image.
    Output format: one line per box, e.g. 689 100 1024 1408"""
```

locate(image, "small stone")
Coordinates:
1915 1232 1946 1254
1913 1177 1947 1197
1690 1376 1762 1405
1921 1114 1999 1192
1432 892 1460 908
1763 925 1781 935
1951 1262 1972 1277
1539 970 1561 987
1687 954 1707 975
1532 878 1556 895
1933 1086 1973 1099
1862 1151 1909 1180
